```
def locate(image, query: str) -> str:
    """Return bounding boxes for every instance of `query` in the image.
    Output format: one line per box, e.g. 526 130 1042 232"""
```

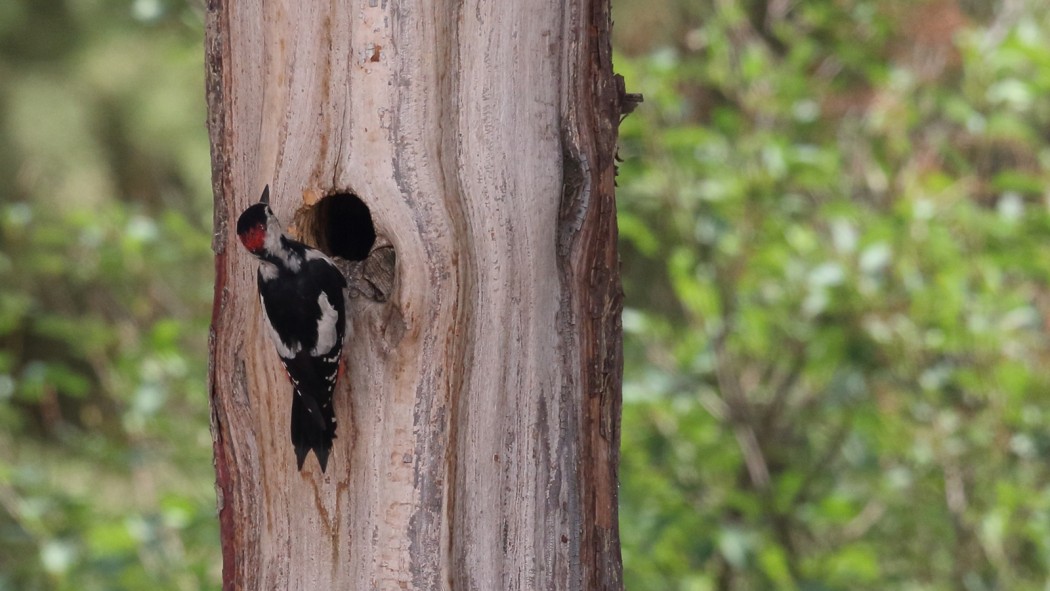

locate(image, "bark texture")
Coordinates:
205 0 624 588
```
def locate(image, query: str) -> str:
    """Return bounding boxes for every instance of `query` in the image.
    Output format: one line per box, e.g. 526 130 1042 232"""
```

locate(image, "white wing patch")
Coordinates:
261 294 301 359
311 292 340 356
304 248 336 265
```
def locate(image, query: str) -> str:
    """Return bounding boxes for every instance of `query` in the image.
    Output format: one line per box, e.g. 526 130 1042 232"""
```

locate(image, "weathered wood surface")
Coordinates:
205 0 624 588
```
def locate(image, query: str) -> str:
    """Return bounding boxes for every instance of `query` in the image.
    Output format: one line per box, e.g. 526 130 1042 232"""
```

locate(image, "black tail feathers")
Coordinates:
290 391 336 473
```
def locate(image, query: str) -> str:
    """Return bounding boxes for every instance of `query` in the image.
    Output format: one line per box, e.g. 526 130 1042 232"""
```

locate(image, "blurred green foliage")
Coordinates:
615 0 1050 589
4 0 1050 590
0 0 216 589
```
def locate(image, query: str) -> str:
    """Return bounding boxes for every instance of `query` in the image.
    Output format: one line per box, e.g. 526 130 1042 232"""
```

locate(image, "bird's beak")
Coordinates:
260 185 270 205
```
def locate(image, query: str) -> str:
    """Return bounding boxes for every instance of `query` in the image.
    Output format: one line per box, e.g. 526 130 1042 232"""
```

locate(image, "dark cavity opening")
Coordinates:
314 192 376 261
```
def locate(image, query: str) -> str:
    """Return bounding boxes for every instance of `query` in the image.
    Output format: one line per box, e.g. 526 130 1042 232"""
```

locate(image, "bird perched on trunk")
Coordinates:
235 185 347 473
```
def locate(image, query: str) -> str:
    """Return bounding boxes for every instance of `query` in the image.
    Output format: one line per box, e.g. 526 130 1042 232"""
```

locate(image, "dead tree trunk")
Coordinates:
205 0 625 588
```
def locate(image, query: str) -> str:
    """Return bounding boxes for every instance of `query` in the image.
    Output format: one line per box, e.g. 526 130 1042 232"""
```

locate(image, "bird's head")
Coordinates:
236 186 277 256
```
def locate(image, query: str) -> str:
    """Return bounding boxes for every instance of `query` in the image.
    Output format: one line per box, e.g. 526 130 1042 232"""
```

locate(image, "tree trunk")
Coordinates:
205 0 625 589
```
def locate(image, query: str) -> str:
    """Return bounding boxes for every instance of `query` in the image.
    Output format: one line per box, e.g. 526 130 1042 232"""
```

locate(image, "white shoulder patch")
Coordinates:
304 248 336 265
264 215 301 272
311 292 340 356
258 261 279 281
261 294 301 359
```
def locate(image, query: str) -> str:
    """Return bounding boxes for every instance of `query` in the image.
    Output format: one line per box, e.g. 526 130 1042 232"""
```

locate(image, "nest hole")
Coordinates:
310 192 377 261
296 191 395 302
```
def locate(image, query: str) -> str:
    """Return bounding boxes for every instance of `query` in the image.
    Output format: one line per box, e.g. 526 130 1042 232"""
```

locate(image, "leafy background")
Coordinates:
2 0 1050 589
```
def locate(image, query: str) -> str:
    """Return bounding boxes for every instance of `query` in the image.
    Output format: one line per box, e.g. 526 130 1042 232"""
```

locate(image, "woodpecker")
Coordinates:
235 185 347 473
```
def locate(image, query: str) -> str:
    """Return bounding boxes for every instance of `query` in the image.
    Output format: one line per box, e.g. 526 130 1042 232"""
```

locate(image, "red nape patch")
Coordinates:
239 225 266 253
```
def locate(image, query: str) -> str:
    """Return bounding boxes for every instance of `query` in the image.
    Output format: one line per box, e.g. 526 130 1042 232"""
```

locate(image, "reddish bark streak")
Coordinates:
208 252 238 591
205 0 239 587
567 0 625 587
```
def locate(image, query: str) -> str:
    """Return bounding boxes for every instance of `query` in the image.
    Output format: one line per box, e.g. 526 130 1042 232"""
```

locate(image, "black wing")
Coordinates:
258 252 347 472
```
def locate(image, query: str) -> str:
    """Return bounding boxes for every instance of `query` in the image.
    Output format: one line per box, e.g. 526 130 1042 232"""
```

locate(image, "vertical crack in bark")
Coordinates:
388 0 473 587
554 131 588 591
434 0 475 587
430 0 473 588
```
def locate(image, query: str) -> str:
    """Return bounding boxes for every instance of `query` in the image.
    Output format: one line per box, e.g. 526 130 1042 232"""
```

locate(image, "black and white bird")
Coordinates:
235 185 347 473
